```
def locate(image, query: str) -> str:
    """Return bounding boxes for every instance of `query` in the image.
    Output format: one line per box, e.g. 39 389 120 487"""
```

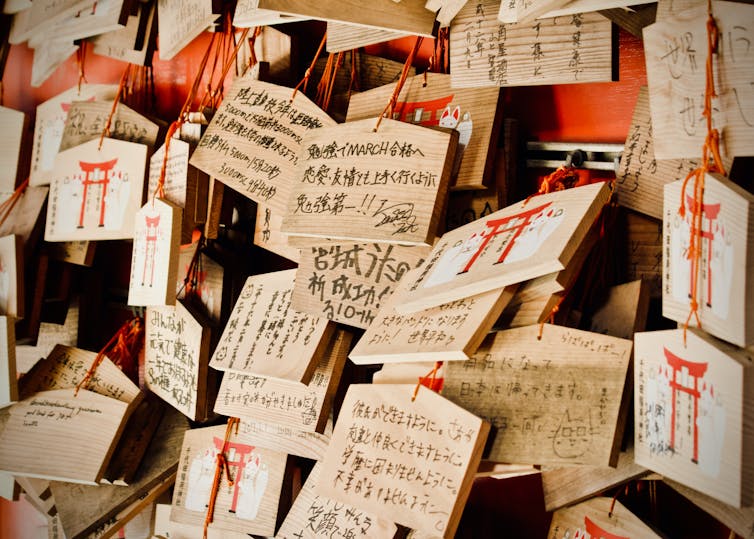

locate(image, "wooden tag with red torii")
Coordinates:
170 424 291 537
548 497 661 539
45 138 148 241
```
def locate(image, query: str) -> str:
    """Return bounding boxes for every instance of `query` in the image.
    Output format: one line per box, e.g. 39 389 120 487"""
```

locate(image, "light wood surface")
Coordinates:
292 242 429 329
0 107 25 193
451 0 614 87
327 22 410 52
254 203 301 263
316 384 489 538
393 182 610 313
211 269 334 383
443 324 632 466
347 72 501 190
59 100 159 152
548 497 661 538
157 0 217 61
0 235 23 318
235 419 332 461
0 316 17 408
281 117 458 246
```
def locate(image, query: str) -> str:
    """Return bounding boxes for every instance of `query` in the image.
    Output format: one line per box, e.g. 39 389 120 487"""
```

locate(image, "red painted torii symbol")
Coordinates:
394 95 454 126
664 347 708 463
459 202 553 274
142 215 160 287
583 516 629 539
685 194 721 309
212 436 255 514
77 158 118 228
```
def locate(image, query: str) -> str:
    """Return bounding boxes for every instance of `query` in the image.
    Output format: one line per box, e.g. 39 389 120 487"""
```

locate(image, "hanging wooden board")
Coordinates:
176 242 225 324
30 39 78 88
145 301 213 421
26 0 94 31
347 73 501 191
548 497 661 539
450 0 614 88
0 388 131 484
292 242 429 329
257 0 437 36
30 84 118 187
541 446 649 511
588 279 650 340
59 100 160 152
663 172 754 347
254 203 301 263
282 117 457 246
359 54 418 91
625 210 662 298
157 0 217 61
617 87 704 220
0 235 23 318
170 423 290 537
0 186 48 262
91 1 158 66
45 137 148 242
498 0 571 24
48 240 97 267
127 198 182 307
238 419 331 461
442 324 633 466
498 292 563 327
0 107 26 193
350 265 517 364
644 1 754 159
28 0 130 47
0 316 17 408
316 384 488 538
634 328 754 507
215 329 351 433
446 184 502 231
15 302 79 375
392 182 610 313
498 0 651 22
326 22 411 52
210 269 334 384
433 0 471 26
277 461 397 539
190 78 336 214
146 139 191 210
372 361 446 389
234 0 307 26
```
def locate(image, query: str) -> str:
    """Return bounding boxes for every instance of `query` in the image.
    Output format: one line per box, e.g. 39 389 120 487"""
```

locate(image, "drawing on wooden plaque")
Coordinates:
635 329 754 507
45 138 147 241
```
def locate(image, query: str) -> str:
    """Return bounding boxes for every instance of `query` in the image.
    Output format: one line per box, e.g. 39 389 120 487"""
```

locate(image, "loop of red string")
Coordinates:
292 32 327 101
677 7 727 344
76 41 88 92
375 36 424 132
0 178 30 229
411 361 443 401
74 317 144 395
524 165 583 207
204 417 240 539
315 52 344 112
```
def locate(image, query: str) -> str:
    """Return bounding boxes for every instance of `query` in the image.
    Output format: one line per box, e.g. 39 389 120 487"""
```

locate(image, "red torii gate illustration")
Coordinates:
142 214 160 287
393 95 455 126
583 516 629 539
684 193 721 309
664 347 708 463
77 158 118 228
459 201 553 274
212 436 255 513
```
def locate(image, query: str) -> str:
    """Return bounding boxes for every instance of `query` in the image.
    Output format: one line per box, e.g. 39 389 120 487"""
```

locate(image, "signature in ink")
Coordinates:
372 200 419 235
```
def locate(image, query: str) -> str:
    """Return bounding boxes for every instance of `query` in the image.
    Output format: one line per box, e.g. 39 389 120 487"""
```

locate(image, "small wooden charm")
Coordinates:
45 138 148 241
634 328 754 507
128 198 182 307
316 384 489 538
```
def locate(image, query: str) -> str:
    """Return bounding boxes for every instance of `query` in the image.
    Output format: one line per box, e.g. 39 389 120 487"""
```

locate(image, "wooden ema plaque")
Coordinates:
617 87 705 220
393 181 611 313
450 0 614 88
277 461 397 539
442 324 633 466
211 269 334 383
347 73 501 191
59 100 160 152
234 0 306 26
170 423 289 537
548 497 660 539
190 78 336 214
157 0 217 60
145 301 213 421
588 279 650 340
292 242 429 330
625 210 663 298
91 1 157 66
15 302 78 375
326 23 410 53
0 235 23 318
0 186 48 262
27 1 129 47
257 0 437 36
634 328 754 507
215 329 351 433
45 138 148 242
0 107 25 193
350 265 517 364
497 0 570 24
236 419 331 461
128 199 182 307
29 84 118 187
0 316 17 408
644 1 754 159
0 388 131 484
663 172 754 347
176 242 225 324
254 203 301 263
317 384 488 538
48 240 97 267
281 117 458 246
